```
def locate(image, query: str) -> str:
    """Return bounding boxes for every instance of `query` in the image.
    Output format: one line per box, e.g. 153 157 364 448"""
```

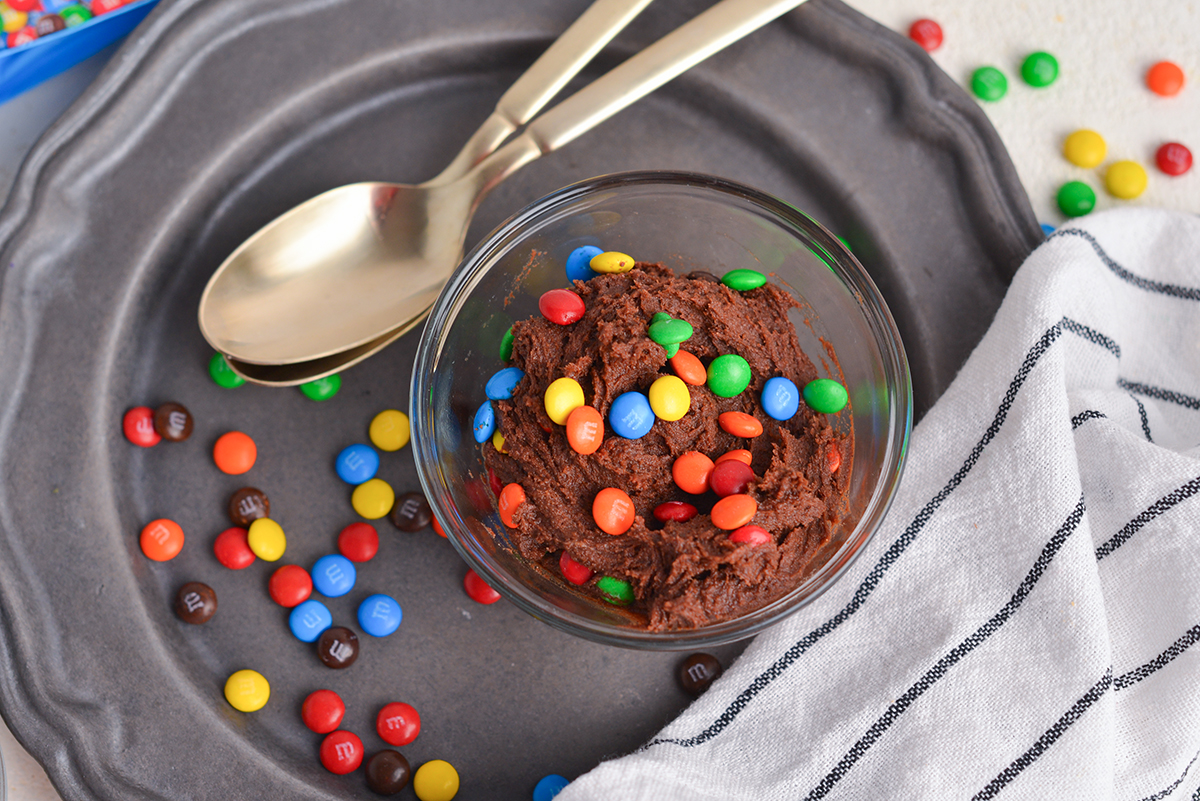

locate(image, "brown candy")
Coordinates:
390 492 432 532
153 402 193 441
365 749 412 795
34 13 65 35
677 652 722 695
316 626 359 669
228 487 270 527
687 270 720 283
174 582 217 625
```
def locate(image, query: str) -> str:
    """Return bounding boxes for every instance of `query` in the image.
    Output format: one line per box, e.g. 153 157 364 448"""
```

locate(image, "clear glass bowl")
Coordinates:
411 172 911 649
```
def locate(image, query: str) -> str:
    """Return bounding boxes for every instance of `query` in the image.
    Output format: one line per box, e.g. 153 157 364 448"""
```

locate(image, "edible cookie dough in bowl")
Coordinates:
411 171 911 649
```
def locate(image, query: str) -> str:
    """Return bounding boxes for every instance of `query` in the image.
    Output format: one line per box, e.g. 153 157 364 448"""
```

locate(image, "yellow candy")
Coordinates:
1063 129 1106 169
246 518 286 561
648 375 690 421
224 669 270 712
413 759 460 801
589 251 635 274
369 409 410 451
492 430 507 453
544 377 584 425
1105 160 1148 199
1 6 27 33
352 477 395 519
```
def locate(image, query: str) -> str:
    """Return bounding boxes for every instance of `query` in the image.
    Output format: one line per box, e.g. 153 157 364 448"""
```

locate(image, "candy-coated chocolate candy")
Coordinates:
213 430 256 475
663 342 680 358
971 66 1007 101
729 524 771 545
828 442 843 473
593 487 635 535
0 7 25 34
91 0 126 14
650 312 672 324
1146 60 1185 96
228 486 269 526
152 402 192 441
688 270 720 282
377 701 421 746
718 410 762 438
1057 180 1096 217
678 652 723 695
175 582 216 624
672 451 714 495
534 775 571 801
367 750 413 795
715 449 752 466
213 527 255 570
299 374 341 401
7 25 35 47
565 245 602 282
907 18 941 51
498 483 526 527
802 378 848 413
488 467 503 497
710 460 755 497
609 391 654 439
596 576 634 606
224 669 269 712
352 477 395 519
670 349 706 385
358 593 403 636
648 375 690 421
648 316 693 347
6 0 40 12
335 443 379 484
338 521 379 562
566 405 604 454
720 268 766 291
413 760 460 801
208 352 244 388
559 551 593 585
1020 51 1058 87
499 326 515 361
35 13 64 35
1105 160 1148 199
711 494 757 530
317 626 359 669
761 376 800 420
1063 129 1106 168
312 554 356 597
1156 142 1193 176
140 518 184 561
485 367 525 400
464 569 502 604
302 689 345 734
268 564 312 607
1040 223 1056 236
289 599 332 642
472 400 495 444
707 354 751 397
320 730 364 775
539 288 586 325
123 406 160 447
653 501 697 523
589 251 634 274
59 4 90 26
247 517 286 561
370 409 410 451
544 377 584 425
391 491 432 531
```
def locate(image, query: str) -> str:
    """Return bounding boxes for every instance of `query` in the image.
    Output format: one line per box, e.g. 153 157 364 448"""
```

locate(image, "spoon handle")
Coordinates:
430 0 656 184
469 0 809 193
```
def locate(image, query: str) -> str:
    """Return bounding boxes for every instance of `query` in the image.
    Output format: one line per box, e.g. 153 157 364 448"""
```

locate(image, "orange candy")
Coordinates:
672 451 715 495
710 494 757 530
498 483 526 528
213 431 257 475
140 518 185 561
1146 60 1185 97
670 349 707 386
715 449 752 466
592 487 635 535
718 411 763 438
566 405 604 455
828 443 842 473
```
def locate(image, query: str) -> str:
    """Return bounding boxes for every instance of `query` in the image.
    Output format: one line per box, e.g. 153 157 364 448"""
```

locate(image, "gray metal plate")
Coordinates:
0 0 1040 798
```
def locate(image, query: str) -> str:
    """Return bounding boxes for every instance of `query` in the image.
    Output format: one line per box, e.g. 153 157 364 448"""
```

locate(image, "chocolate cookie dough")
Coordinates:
486 263 849 631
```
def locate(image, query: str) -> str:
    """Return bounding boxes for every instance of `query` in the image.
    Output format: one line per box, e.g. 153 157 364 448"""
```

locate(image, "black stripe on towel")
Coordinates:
1119 378 1200 412
1049 228 1200 301
1062 317 1122 358
1095 476 1200 560
1129 393 1155 441
1132 748 1200 801
1072 410 1107 430
1115 623 1200 691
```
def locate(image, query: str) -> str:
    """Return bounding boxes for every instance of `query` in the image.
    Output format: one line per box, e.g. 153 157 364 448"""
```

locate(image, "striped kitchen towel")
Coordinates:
560 207 1200 800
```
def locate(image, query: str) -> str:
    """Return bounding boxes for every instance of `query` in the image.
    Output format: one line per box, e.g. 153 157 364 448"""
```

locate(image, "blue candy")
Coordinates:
473 400 496 444
334 443 379 484
485 367 525 400
312 554 356 598
357 593 403 637
609 391 655 439
288 599 332 642
565 245 602 283
533 775 571 801
1040 222 1056 235
761 376 800 421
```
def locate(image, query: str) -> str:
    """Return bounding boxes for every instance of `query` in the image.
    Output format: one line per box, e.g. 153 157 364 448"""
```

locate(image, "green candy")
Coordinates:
648 317 693 346
1021 51 1058 87
208 352 244 388
596 576 634 606
60 4 92 26
707 354 752 398
300 374 341 401
1057 181 1096 218
650 312 672 325
971 66 1008 101
664 342 680 358
499 326 515 362
721 268 767 291
803 378 848 414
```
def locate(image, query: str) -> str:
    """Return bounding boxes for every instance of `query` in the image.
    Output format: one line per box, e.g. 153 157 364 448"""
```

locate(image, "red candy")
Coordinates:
672 451 714 495
7 26 37 48
91 0 126 13
376 702 421 746
559 551 594 585
320 730 364 775
488 467 503 497
6 0 42 11
908 18 943 52
268 564 313 607
653 501 698 523
566 405 604 455
711 494 757 530
301 689 345 734
710 460 755 497
123 406 161 447
338 522 379 562
1156 142 1193 176
729 524 771 545
718 411 762 438
464 568 502 604
431 517 447 538
538 289 586 325
213 527 255 570
593 487 635 535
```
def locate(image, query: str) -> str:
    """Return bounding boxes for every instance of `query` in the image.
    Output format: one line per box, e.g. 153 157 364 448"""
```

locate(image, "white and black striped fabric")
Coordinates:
561 208 1200 800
